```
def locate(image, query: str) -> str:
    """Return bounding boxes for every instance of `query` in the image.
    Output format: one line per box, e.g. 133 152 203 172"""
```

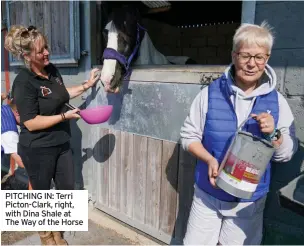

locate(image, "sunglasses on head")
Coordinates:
20 26 37 54
20 25 37 38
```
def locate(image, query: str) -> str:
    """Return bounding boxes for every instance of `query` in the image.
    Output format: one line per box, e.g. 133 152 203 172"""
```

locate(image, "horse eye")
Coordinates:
103 30 108 37
122 38 128 46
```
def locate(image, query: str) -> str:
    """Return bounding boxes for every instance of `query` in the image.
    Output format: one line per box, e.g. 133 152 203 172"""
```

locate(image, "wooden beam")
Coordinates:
146 6 171 14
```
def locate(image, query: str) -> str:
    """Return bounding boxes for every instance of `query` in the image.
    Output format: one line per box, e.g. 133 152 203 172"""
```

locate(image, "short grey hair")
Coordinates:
232 21 275 54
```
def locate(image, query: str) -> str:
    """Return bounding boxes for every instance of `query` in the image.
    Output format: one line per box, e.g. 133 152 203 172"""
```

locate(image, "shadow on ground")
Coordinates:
1 220 136 245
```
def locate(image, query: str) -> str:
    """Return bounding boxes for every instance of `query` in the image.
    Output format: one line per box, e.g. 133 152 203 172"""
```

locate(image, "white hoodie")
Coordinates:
180 64 298 162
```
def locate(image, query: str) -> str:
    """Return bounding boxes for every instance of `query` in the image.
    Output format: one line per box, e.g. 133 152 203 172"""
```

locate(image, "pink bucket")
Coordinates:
65 103 113 124
79 105 113 124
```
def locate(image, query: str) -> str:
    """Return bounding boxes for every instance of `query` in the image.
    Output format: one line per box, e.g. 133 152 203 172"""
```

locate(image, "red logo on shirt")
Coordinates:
40 86 52 97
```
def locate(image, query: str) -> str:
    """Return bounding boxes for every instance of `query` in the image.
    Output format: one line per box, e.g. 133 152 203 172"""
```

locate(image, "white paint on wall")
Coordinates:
241 0 256 24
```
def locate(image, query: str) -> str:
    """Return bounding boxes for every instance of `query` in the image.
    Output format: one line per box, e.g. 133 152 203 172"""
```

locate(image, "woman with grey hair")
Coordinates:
180 21 298 245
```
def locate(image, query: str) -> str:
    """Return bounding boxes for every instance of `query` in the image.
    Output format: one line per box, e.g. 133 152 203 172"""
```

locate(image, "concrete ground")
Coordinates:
1 171 162 246
1 207 161 245
1 220 136 245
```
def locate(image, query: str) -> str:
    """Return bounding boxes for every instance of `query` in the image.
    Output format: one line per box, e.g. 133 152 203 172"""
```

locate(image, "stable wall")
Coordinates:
255 1 304 244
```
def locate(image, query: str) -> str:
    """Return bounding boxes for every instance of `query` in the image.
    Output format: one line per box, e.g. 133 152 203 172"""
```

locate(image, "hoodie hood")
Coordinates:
224 63 277 99
223 64 277 127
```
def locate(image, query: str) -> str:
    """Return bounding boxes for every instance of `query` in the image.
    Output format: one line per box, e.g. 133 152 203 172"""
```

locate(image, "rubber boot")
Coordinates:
38 231 56 245
52 231 68 245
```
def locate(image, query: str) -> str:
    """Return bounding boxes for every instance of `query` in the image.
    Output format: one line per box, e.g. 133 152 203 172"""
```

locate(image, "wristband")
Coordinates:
264 128 277 142
61 113 66 121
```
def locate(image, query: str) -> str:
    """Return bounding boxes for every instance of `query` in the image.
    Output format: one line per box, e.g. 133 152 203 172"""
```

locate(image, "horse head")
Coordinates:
100 5 145 93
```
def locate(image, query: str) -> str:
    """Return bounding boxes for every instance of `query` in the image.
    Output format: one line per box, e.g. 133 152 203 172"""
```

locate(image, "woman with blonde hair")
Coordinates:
4 25 100 245
180 21 298 245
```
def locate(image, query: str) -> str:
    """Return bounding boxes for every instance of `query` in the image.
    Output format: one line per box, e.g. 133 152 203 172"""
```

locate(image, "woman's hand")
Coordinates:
66 68 101 99
1 93 7 102
207 157 219 188
64 108 81 120
251 112 275 134
86 68 101 88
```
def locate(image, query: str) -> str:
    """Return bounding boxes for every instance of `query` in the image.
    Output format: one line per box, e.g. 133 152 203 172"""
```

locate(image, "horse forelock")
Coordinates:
112 6 139 44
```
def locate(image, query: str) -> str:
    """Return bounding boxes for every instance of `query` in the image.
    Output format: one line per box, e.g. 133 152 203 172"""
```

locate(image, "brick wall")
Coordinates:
255 1 304 244
142 18 239 65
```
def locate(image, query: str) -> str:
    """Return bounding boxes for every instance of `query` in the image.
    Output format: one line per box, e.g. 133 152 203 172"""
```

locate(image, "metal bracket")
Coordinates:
199 73 221 90
81 50 89 56
1 18 7 30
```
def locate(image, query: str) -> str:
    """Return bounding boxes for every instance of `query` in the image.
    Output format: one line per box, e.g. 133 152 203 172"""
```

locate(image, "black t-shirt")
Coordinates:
12 63 71 148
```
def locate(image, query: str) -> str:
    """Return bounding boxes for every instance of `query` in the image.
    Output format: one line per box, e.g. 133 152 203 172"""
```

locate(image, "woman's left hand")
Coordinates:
251 112 275 134
86 68 101 88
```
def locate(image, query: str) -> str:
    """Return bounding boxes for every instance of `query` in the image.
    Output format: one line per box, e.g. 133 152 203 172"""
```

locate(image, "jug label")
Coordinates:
223 151 260 184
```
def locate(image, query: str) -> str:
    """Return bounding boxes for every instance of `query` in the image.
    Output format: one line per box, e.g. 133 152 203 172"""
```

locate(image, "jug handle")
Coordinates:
237 115 254 132
238 110 272 132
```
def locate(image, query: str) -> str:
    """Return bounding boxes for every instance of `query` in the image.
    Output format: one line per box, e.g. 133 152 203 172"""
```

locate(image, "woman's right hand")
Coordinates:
64 108 81 120
207 157 219 188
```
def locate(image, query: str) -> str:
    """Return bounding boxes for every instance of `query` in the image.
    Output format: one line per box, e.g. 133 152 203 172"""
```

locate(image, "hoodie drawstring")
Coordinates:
234 91 257 129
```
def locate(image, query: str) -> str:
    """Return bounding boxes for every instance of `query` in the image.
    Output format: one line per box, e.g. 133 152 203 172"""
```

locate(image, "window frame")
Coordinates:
6 0 80 67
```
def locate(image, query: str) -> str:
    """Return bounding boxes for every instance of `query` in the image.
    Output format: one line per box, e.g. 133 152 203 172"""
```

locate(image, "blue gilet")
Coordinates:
195 75 279 202
1 105 18 153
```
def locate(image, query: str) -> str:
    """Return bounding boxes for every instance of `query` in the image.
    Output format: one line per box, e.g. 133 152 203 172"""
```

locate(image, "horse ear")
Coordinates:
124 4 141 23
136 9 141 22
